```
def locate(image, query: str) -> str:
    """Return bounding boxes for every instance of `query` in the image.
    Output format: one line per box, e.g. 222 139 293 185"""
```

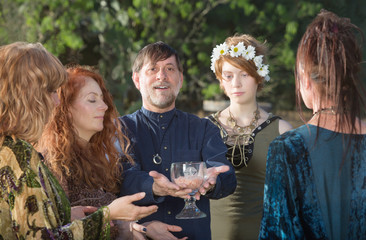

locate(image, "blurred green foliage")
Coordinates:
0 0 365 114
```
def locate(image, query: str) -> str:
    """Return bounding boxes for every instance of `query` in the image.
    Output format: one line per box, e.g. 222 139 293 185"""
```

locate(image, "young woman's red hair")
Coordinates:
38 65 133 193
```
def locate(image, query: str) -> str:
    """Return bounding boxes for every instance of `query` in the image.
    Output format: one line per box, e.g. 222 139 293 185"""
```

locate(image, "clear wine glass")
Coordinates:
170 161 207 219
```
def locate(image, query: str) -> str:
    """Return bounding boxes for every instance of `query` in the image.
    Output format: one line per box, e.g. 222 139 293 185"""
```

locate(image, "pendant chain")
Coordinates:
141 110 176 164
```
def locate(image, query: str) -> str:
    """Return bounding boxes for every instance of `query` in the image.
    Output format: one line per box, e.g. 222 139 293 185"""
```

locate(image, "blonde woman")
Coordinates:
0 42 157 239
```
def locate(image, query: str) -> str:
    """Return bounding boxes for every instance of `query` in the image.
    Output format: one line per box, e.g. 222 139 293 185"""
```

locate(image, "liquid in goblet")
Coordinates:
170 161 207 219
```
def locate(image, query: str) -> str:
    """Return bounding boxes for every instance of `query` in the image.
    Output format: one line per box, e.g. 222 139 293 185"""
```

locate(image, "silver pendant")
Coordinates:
153 154 162 165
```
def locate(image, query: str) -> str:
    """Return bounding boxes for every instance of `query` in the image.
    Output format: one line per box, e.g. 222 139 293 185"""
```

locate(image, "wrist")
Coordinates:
103 206 111 221
101 206 111 237
206 185 216 194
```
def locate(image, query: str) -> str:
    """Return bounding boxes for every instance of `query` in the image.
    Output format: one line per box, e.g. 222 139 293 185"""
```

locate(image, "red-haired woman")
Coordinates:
207 34 292 239
0 43 157 240
38 65 184 240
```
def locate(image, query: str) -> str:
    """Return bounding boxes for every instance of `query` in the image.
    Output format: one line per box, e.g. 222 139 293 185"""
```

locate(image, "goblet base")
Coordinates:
175 197 207 219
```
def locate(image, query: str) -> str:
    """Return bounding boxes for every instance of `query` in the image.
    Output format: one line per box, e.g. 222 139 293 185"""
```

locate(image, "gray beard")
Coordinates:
149 94 176 109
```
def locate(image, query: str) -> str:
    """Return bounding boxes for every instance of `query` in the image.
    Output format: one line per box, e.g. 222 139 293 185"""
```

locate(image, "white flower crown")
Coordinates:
210 41 270 81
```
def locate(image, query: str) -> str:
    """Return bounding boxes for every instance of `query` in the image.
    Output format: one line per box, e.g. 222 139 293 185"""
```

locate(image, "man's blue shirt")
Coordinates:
119 107 236 240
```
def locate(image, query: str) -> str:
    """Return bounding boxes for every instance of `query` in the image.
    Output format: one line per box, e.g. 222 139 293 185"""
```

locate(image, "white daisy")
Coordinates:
211 62 216 73
257 64 269 77
211 42 228 61
253 55 263 68
210 41 271 81
229 42 245 57
243 45 256 60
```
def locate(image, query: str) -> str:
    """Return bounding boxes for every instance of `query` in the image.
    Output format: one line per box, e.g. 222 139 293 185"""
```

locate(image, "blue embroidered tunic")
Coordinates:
259 124 366 240
119 107 237 240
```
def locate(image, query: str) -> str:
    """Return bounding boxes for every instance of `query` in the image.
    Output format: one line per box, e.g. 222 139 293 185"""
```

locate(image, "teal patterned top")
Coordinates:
0 136 110 239
259 125 366 239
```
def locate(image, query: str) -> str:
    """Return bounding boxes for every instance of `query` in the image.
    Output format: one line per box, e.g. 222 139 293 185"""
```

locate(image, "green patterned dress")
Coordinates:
0 136 110 239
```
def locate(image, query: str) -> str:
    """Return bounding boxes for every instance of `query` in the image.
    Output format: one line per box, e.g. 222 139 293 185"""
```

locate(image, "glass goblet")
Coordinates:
170 161 207 219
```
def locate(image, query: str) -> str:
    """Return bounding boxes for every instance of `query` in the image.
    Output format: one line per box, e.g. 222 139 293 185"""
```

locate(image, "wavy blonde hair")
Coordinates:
38 65 133 193
0 42 67 144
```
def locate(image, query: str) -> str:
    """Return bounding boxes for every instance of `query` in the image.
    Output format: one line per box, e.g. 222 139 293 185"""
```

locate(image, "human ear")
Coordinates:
132 72 140 90
305 76 312 90
300 74 312 90
178 72 184 89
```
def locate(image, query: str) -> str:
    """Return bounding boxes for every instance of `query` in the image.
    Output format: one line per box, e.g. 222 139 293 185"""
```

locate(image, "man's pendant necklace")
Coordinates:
153 154 163 165
141 110 176 165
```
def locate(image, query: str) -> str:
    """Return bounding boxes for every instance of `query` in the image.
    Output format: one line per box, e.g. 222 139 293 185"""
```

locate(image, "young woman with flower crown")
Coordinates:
207 34 292 239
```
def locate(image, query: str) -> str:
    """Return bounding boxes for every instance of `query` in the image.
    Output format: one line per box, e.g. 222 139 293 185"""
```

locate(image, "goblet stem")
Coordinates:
185 196 196 208
175 196 207 219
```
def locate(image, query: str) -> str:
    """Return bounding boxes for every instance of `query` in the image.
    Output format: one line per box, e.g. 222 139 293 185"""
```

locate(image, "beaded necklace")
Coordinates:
228 107 260 136
226 107 261 167
312 107 337 117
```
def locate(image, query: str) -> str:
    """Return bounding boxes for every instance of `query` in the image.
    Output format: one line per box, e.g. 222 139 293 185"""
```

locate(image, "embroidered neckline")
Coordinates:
208 112 279 169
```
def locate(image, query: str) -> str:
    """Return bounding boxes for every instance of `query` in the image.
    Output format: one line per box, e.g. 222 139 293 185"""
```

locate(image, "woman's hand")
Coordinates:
71 206 98 221
144 221 188 240
108 192 158 221
131 221 148 240
115 220 147 240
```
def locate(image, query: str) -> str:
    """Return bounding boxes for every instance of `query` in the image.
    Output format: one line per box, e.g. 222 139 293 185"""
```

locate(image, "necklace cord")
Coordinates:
312 106 337 116
208 113 280 169
226 106 260 168
140 110 176 164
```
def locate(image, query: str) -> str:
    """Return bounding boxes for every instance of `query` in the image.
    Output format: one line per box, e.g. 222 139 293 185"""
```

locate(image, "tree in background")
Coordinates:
1 0 365 114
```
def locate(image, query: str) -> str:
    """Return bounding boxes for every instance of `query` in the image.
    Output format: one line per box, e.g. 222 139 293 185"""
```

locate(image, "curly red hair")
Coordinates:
38 65 133 193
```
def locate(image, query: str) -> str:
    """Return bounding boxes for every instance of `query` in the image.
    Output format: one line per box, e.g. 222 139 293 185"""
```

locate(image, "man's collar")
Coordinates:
141 106 176 121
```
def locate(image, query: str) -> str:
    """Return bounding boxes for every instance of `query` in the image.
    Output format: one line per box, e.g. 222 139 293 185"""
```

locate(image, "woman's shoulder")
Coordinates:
270 126 309 151
278 119 293 134
2 136 33 148
1 136 35 161
261 110 293 135
267 127 312 169
1 137 44 191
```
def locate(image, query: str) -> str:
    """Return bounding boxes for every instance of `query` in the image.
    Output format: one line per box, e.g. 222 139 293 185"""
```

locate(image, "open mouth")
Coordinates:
154 86 169 89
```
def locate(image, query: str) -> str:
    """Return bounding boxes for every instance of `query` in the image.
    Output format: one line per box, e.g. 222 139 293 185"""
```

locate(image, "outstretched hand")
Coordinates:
195 165 230 200
130 221 149 240
144 221 188 240
108 192 158 221
150 171 192 199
